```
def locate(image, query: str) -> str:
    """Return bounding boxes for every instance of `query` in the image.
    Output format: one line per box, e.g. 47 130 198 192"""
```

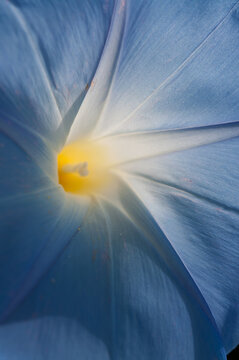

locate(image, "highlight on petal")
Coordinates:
96 121 239 167
67 0 127 143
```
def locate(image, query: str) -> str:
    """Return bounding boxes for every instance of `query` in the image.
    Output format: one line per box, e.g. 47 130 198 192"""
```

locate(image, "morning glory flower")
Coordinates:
0 0 239 359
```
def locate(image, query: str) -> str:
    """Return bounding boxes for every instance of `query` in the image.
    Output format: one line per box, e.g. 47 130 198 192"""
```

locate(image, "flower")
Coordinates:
0 0 239 359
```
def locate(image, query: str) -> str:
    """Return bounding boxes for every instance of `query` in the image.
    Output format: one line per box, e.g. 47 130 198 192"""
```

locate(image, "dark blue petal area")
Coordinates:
0 183 226 359
0 131 89 322
121 136 239 353
69 0 239 138
0 0 114 147
0 131 51 199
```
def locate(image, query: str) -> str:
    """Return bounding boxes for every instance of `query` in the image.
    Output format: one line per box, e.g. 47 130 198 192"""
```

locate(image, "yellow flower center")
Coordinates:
57 140 111 195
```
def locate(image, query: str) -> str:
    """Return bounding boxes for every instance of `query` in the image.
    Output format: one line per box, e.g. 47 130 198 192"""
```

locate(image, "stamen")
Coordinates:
62 162 89 177
57 140 111 195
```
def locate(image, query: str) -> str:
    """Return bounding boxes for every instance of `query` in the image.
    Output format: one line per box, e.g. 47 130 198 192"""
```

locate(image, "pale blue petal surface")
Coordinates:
0 181 226 359
69 0 239 139
120 136 239 353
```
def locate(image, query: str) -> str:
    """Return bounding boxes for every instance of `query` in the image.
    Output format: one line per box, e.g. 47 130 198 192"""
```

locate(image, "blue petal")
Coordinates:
0 0 114 148
120 136 239 352
0 181 226 359
68 0 239 139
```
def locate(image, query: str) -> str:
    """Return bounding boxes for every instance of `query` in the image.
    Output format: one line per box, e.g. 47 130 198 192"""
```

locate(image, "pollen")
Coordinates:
57 139 111 195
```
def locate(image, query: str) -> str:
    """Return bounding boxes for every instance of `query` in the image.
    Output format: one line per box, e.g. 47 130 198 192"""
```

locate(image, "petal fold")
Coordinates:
99 121 239 166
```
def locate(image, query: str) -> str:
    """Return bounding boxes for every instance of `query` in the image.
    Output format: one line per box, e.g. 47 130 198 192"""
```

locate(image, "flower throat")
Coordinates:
57 140 111 195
